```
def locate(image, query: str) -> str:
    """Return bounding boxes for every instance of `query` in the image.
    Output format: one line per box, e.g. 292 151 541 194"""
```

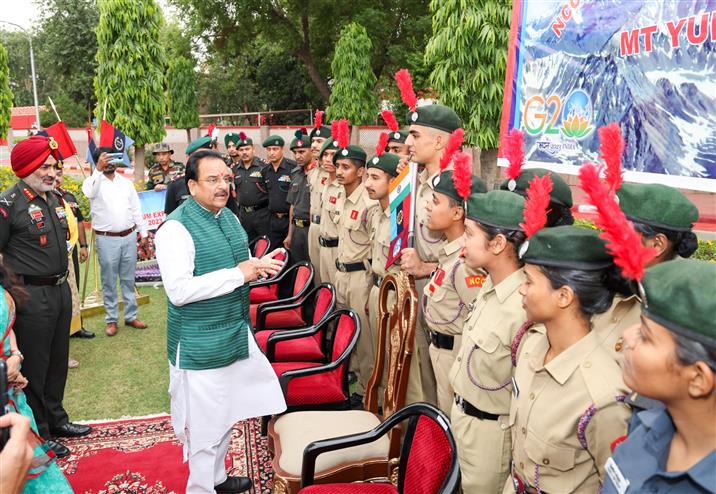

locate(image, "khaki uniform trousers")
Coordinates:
319 245 338 287
451 404 512 494
428 335 462 416
335 269 373 395
408 277 437 406
308 223 322 285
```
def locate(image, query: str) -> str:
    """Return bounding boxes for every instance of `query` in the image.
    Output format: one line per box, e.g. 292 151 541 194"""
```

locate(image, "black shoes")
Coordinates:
215 476 253 493
348 371 357 385
71 328 96 339
47 439 70 458
51 422 93 438
349 393 364 410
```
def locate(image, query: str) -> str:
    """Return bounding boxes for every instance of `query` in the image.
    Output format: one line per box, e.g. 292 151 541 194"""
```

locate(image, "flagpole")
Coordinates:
407 156 418 249
102 97 108 122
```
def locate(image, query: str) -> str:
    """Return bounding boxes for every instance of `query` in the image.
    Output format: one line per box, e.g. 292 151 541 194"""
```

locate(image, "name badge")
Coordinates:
605 457 630 494
278 175 291 182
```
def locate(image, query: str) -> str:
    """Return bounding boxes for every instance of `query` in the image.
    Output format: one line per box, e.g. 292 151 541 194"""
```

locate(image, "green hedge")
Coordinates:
574 217 716 263
0 167 91 219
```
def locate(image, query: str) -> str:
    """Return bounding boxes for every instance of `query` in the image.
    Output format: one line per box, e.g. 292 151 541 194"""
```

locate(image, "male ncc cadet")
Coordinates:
307 112 331 284
228 132 270 242
317 137 342 286
261 135 296 250
285 129 313 262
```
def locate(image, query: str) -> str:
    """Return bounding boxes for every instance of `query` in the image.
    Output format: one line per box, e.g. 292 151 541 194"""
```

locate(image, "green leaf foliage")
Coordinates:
40 91 91 128
327 23 377 125
94 0 167 147
424 0 511 149
168 57 199 130
0 43 12 139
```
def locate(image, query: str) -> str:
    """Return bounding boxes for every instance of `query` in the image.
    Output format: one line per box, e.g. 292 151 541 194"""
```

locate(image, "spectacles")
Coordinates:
200 176 233 186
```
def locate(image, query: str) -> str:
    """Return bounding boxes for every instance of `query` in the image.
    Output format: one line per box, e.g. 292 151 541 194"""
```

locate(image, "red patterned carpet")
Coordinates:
56 415 273 493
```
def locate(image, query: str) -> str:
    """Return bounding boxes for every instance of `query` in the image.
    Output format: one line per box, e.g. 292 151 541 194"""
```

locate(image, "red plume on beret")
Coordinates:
395 69 417 112
452 151 473 201
331 120 339 143
375 133 389 157
336 119 350 149
520 173 553 238
238 131 247 140
11 135 60 178
502 128 525 182
579 163 656 282
381 110 399 132
439 128 465 171
314 110 324 129
598 122 624 193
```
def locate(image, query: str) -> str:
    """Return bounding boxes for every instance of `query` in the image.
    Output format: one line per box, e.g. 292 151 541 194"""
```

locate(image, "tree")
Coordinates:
424 0 511 150
94 0 168 183
0 43 12 139
168 57 199 144
327 23 377 125
0 30 36 107
39 91 89 128
172 0 431 104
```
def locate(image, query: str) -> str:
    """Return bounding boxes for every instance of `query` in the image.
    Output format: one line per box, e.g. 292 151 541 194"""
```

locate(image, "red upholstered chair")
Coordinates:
250 262 315 327
298 403 460 494
255 283 336 362
248 256 306 308
271 309 360 411
249 235 271 258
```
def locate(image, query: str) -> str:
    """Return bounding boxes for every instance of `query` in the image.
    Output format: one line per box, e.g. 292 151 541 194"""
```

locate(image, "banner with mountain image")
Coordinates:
500 0 716 192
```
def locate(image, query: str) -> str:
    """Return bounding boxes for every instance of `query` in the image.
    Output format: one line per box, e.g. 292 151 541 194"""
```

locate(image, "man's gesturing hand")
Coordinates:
238 248 285 282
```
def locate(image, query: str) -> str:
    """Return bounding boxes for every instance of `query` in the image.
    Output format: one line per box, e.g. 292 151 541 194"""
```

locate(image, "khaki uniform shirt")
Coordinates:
422 238 485 337
335 183 377 264
308 164 328 220
414 168 445 263
369 206 399 280
320 178 343 239
592 294 641 365
509 330 631 493
450 269 525 414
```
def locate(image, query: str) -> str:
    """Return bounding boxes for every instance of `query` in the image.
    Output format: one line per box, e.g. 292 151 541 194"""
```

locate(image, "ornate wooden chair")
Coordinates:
298 403 460 494
268 272 418 494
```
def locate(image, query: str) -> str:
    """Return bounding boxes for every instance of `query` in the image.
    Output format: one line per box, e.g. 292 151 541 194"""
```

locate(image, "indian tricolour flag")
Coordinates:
386 165 414 269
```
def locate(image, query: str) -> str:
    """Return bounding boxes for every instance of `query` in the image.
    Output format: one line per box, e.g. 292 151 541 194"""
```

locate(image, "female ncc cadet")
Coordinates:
507 168 636 493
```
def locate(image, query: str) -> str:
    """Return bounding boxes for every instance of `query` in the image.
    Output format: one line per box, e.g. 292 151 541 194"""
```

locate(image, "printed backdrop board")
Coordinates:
500 0 716 192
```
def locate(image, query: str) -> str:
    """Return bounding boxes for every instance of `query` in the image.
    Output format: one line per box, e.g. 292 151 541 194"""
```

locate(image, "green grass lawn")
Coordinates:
64 257 170 421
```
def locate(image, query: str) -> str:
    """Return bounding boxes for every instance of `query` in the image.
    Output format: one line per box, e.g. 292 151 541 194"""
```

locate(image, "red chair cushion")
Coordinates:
249 285 278 304
313 288 333 325
272 362 346 406
253 238 269 258
403 416 453 494
256 330 323 361
250 305 305 328
299 484 398 494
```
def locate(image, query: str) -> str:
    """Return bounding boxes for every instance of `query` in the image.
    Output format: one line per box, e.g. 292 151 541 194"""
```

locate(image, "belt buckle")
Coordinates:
337 261 346 272
57 271 68 285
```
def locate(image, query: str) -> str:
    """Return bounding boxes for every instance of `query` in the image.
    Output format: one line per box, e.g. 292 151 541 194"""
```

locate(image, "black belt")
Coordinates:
20 271 69 287
240 201 268 212
94 226 135 237
335 259 367 273
372 273 383 288
311 215 321 224
272 212 289 219
430 331 455 350
292 218 309 228
319 237 339 248
454 394 499 421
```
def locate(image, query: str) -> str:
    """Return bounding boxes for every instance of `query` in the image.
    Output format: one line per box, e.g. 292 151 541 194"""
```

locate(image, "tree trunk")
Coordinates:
295 48 330 102
134 145 145 187
472 147 500 190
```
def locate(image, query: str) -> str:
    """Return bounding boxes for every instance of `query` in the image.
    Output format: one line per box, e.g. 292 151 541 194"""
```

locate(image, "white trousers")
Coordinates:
187 427 232 494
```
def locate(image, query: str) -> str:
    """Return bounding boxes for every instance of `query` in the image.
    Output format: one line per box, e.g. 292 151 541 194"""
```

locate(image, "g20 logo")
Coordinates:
522 89 594 140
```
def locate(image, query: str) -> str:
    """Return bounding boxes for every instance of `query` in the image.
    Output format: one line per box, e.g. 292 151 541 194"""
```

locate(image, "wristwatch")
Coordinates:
10 350 24 362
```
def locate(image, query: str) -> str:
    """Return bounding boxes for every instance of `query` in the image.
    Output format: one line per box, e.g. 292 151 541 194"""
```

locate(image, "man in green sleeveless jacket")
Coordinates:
155 150 286 494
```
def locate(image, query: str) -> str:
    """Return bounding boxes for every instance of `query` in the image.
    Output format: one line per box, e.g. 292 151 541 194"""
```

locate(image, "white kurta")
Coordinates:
155 213 286 461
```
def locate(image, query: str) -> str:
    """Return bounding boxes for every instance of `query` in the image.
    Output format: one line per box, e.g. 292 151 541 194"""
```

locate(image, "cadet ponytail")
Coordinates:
632 221 698 259
539 265 615 317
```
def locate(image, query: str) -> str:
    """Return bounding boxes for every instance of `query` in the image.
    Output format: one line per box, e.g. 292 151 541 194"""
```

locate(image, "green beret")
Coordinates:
642 258 716 349
407 105 461 134
310 126 332 140
617 183 698 232
224 133 240 148
367 153 400 177
433 171 487 204
500 168 573 208
333 145 367 165
319 139 339 159
186 136 213 155
388 130 408 144
262 135 285 148
466 190 525 230
521 225 612 270
290 130 311 150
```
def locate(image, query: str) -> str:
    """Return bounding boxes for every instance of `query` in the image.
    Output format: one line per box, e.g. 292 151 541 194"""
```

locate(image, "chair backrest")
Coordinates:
293 264 313 296
312 285 335 325
251 235 270 258
262 250 289 298
365 271 418 420
331 312 359 362
399 406 459 494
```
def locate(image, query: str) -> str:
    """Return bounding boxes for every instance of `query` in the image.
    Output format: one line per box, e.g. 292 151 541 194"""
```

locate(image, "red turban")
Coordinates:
11 135 61 178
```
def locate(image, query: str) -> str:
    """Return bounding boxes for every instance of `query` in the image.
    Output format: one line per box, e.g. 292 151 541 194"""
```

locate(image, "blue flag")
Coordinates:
100 120 134 167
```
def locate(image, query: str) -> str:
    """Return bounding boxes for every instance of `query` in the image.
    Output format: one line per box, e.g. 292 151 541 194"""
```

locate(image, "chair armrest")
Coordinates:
265 324 323 360
255 294 306 330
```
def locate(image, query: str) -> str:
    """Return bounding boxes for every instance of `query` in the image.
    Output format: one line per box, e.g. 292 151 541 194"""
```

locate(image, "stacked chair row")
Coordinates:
247 262 461 494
